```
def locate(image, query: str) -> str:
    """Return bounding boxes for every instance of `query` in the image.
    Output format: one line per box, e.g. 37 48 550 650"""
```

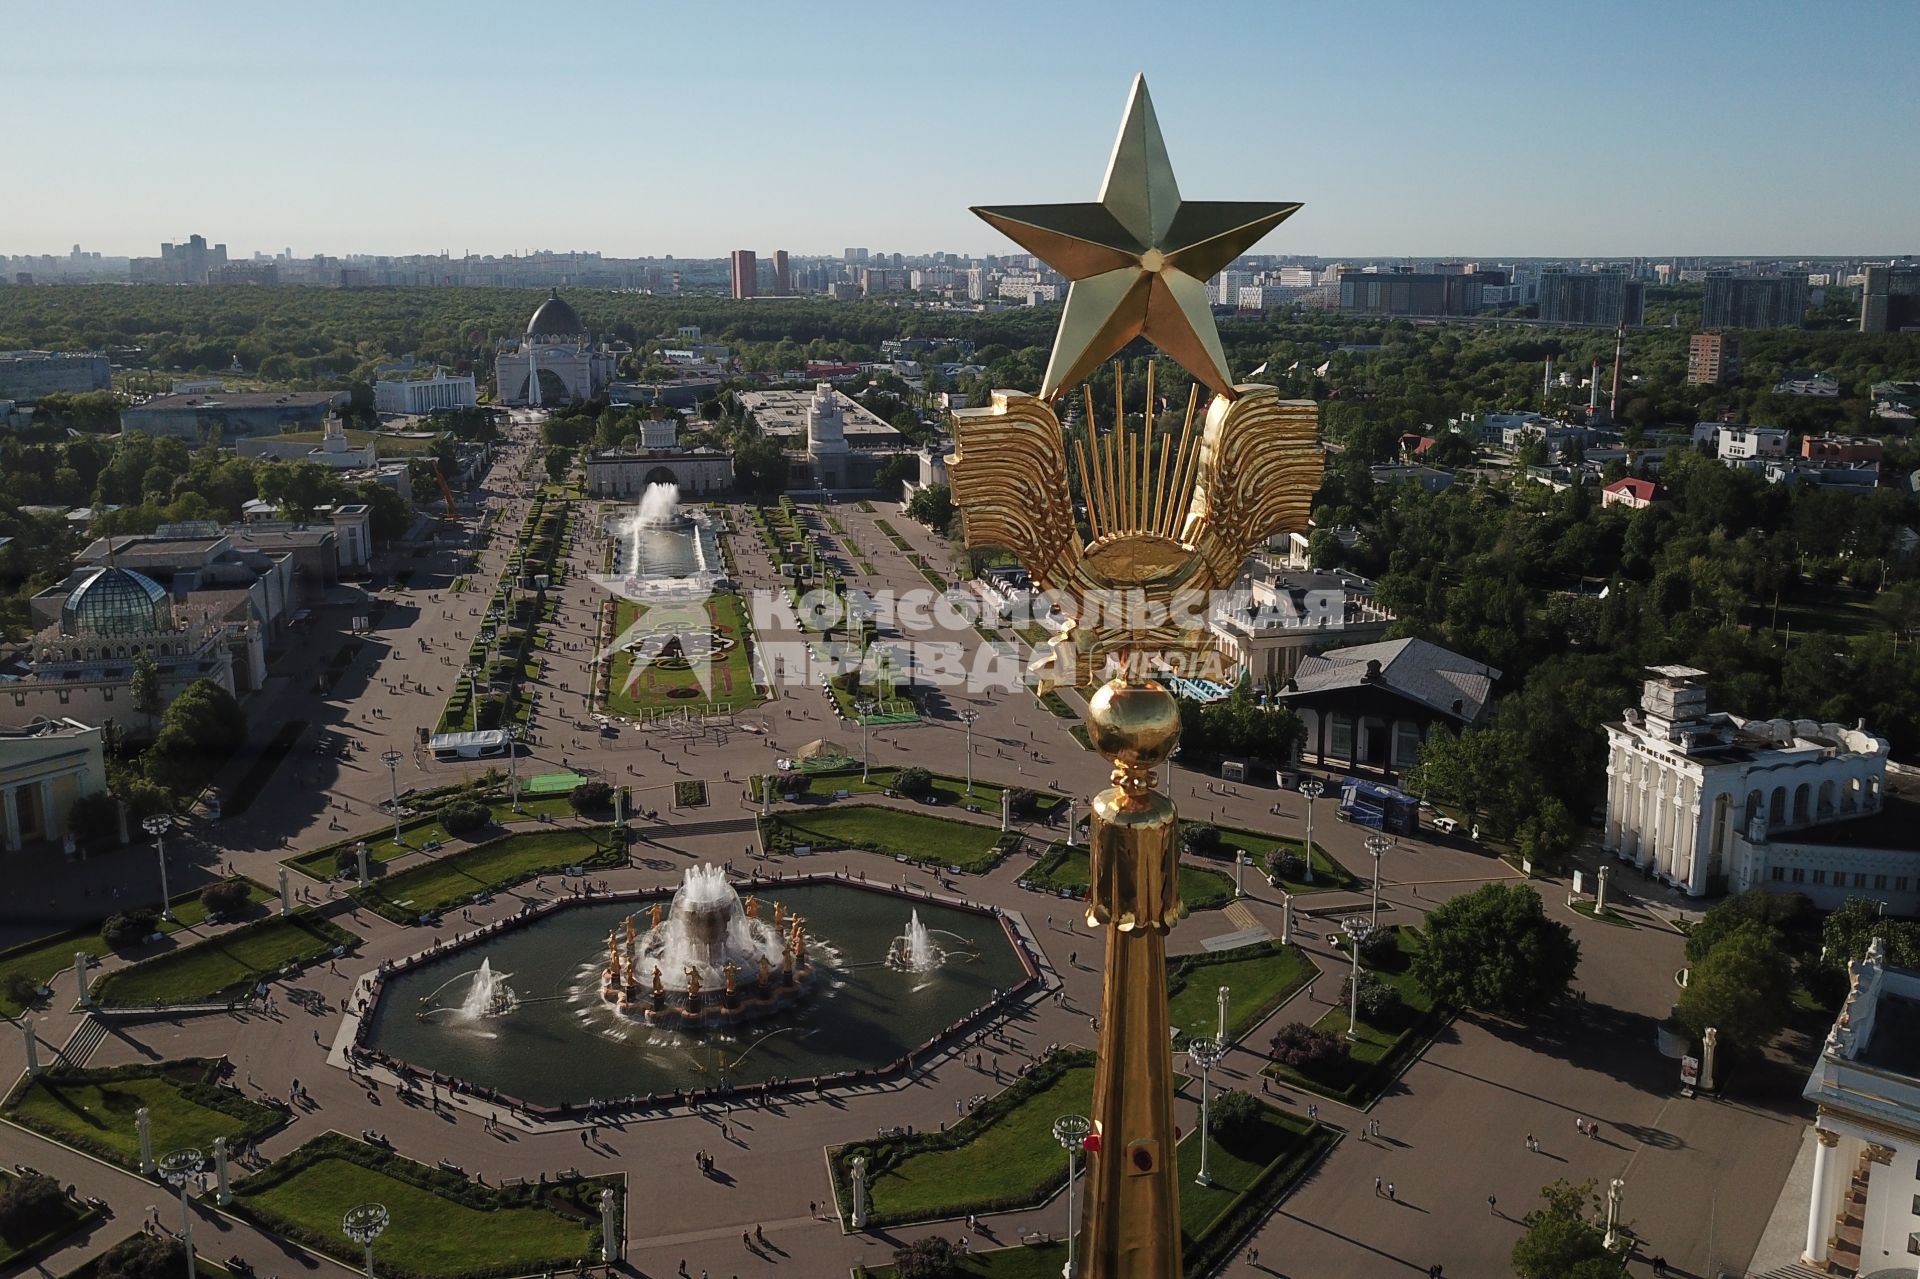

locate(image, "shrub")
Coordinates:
439 799 490 835
101 909 159 951
893 1235 959 1279
1184 823 1222 855
1006 787 1041 818
3 971 42 1008
1266 849 1308 882
1339 972 1401 1022
570 780 614 813
1269 1021 1348 1070
199 880 251 920
0 1171 67 1241
334 846 363 877
1206 1088 1264 1138
95 1233 187 1279
894 767 934 799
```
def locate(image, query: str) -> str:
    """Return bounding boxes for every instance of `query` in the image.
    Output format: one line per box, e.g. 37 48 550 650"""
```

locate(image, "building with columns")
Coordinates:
3 565 236 733
1802 937 1920 1274
0 717 108 852
492 291 620 406
1603 666 1899 902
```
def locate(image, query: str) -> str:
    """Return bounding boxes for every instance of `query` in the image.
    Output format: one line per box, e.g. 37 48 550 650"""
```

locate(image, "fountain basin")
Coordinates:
358 880 1032 1108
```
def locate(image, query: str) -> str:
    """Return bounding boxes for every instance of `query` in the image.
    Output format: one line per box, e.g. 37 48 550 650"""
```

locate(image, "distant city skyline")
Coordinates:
9 0 1919 260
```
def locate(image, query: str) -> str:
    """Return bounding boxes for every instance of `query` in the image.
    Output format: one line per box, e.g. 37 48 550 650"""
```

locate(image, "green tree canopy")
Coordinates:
1674 926 1793 1056
1413 883 1580 1016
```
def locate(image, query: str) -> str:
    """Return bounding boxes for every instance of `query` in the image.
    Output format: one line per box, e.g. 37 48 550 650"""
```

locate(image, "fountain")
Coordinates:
459 960 516 1019
895 911 939 973
610 484 721 587
635 481 691 530
414 959 517 1023
601 865 817 1028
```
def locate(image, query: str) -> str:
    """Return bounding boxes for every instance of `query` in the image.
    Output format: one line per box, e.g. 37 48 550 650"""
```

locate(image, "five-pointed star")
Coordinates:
972 74 1301 401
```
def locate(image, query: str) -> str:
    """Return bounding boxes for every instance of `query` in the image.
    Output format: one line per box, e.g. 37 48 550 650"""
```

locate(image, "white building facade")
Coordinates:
1801 939 1920 1274
0 717 109 851
1603 666 1895 900
374 367 477 415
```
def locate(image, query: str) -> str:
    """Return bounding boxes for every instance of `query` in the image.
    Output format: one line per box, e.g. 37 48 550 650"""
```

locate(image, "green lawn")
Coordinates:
764 766 1066 817
1220 827 1358 894
231 1137 603 1279
1023 844 1237 912
846 1058 1094 1224
359 828 619 922
1262 926 1445 1106
285 794 581 880
0 879 277 1017
89 913 359 1008
1167 943 1318 1045
0 1168 102 1270
760 806 1011 871
4 1060 284 1169
605 593 764 713
855 1104 1333 1279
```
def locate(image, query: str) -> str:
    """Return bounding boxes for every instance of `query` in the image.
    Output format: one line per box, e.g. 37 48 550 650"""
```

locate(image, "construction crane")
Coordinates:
431 460 459 516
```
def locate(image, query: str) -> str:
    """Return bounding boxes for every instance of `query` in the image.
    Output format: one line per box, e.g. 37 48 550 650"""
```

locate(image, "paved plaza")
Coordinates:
0 418 1817 1279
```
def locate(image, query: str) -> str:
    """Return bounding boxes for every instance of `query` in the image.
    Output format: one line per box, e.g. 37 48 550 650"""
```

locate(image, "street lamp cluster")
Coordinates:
142 814 173 918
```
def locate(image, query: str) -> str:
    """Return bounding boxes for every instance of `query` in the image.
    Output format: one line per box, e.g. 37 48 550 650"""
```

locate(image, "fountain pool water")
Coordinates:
363 884 1026 1107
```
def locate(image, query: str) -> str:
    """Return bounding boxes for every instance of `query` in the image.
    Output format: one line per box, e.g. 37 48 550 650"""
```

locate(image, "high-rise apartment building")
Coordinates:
1701 274 1806 329
1687 332 1742 386
1337 268 1506 318
772 250 791 296
1860 264 1920 332
1538 269 1645 327
730 250 758 300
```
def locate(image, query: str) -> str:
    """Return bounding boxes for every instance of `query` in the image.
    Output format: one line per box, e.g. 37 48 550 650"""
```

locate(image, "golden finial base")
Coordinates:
1079 675 1185 1278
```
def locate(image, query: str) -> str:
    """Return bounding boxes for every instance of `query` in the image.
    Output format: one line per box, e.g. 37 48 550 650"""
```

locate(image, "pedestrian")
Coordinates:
1488 1194 1497 1216
1249 1248 1258 1265
1386 1182 1395 1201
1525 1132 1535 1152
1652 1256 1667 1276
1374 1177 1381 1196
1588 1121 1598 1139
1308 1103 1318 1122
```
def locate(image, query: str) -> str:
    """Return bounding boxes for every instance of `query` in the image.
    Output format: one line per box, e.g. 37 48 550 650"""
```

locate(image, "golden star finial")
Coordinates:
971 74 1301 401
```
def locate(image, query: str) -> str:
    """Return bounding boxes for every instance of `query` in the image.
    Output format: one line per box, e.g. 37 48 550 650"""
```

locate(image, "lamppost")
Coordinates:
1299 777 1324 885
1232 847 1246 898
158 1148 202 1279
343 1201 390 1279
1187 1037 1226 1187
1052 1113 1092 1278
1216 985 1230 1042
961 710 978 795
1280 889 1293 944
1365 833 1392 928
505 726 522 813
380 750 403 847
1602 1177 1625 1249
142 814 173 919
859 708 871 783
462 666 482 732
1341 917 1374 1039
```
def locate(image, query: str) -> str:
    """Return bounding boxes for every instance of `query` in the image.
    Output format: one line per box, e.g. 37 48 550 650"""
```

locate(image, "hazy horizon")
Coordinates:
10 0 1919 262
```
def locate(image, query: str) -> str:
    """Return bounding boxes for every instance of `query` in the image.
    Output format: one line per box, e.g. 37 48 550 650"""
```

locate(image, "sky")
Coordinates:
8 0 1919 262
